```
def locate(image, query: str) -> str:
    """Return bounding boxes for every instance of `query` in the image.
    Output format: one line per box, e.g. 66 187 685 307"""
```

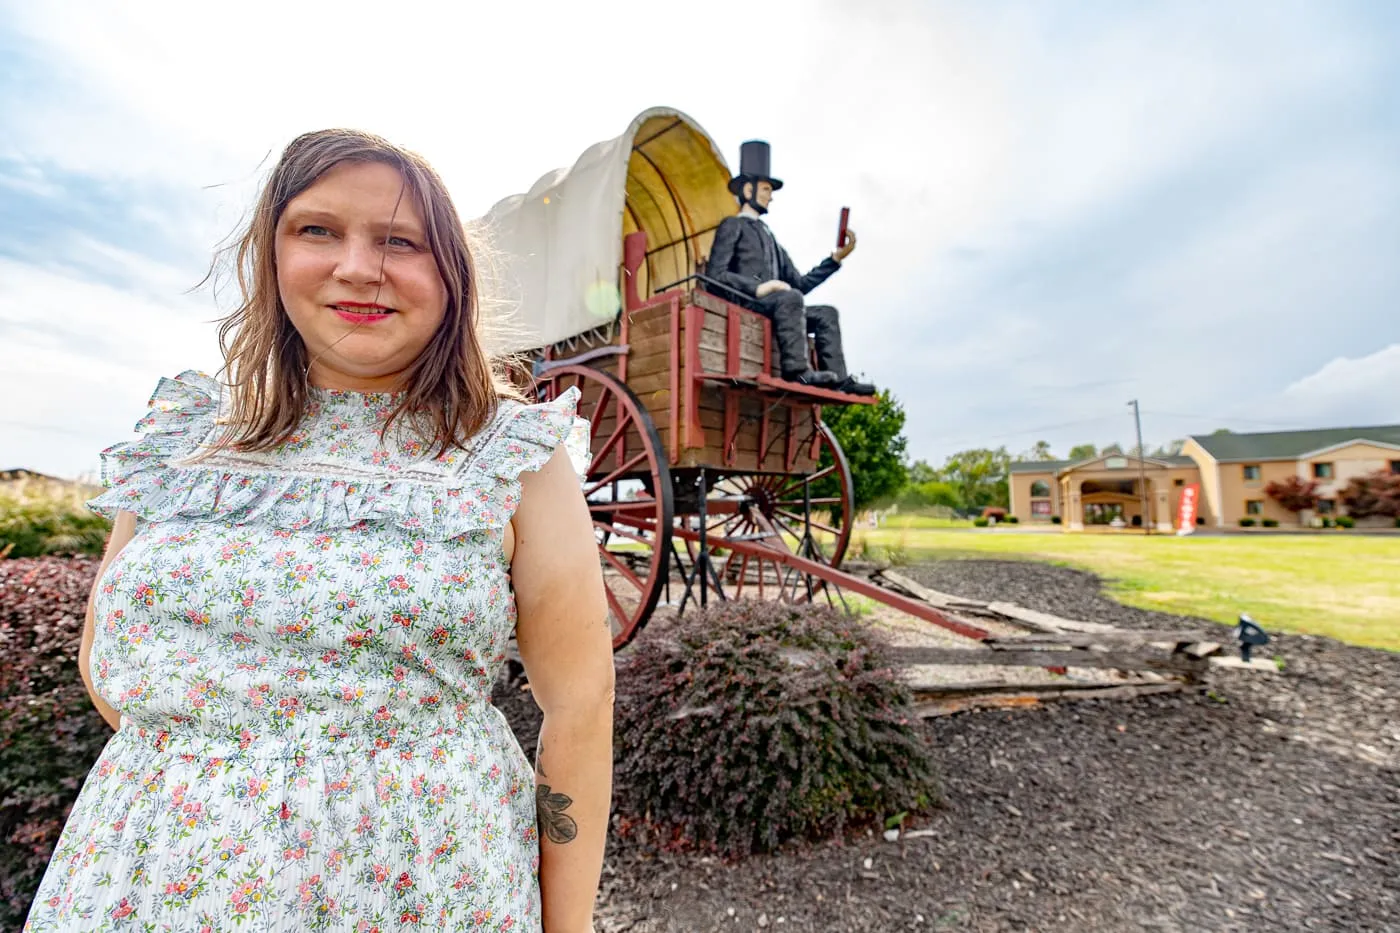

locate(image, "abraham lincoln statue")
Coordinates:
702 140 875 396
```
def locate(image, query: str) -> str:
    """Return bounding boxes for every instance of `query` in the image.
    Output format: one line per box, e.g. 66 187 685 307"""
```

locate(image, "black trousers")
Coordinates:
751 290 847 380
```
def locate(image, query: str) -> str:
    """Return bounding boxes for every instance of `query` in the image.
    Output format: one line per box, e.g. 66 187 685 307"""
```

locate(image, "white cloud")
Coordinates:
0 258 221 477
1276 345 1400 426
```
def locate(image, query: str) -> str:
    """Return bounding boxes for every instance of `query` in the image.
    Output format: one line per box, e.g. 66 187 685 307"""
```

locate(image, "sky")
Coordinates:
2 0 1398 480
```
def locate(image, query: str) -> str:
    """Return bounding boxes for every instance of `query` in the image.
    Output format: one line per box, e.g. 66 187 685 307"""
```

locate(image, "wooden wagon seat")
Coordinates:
672 286 877 407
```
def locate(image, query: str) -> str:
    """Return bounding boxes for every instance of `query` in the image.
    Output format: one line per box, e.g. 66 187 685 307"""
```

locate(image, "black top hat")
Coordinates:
728 139 784 197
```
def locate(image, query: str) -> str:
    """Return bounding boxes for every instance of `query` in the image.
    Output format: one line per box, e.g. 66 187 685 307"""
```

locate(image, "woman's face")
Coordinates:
275 161 448 392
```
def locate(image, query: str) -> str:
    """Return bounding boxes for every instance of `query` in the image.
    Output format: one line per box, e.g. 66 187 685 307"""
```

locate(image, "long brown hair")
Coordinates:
210 128 522 457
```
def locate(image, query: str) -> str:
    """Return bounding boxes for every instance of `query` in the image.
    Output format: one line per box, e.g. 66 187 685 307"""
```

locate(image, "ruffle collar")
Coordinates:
88 371 586 537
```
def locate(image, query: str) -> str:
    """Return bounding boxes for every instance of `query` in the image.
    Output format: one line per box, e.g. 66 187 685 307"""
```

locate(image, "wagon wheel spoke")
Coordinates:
546 364 673 649
588 417 633 477
585 384 613 442
774 464 836 498
583 452 649 498
592 520 654 547
773 508 842 542
774 496 844 507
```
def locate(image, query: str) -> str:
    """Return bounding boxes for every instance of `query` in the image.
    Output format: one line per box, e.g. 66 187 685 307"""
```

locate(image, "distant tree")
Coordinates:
1067 444 1097 462
907 459 938 485
938 447 1011 510
896 480 961 511
1101 442 1124 456
1211 428 1233 435
1150 439 1185 458
1019 440 1056 462
1264 476 1320 514
1339 470 1400 519
816 391 908 522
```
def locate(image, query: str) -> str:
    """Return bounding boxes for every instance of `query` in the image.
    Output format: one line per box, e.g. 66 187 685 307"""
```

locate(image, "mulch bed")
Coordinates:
492 559 1399 932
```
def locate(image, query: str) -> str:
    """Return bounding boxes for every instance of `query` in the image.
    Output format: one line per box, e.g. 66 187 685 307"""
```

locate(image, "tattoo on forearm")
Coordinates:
537 783 578 844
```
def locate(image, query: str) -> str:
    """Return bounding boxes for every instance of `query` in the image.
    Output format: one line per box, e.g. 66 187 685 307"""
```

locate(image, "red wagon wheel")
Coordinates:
540 364 673 649
701 420 854 602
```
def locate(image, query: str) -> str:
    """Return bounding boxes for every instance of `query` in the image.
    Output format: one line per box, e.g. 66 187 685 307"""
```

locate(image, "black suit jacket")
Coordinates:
704 215 841 302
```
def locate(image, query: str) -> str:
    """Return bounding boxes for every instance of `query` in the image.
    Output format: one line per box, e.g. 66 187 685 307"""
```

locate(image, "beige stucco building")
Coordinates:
1009 425 1400 530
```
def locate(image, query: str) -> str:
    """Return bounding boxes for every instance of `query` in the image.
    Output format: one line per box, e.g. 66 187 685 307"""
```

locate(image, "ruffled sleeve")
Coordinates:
87 370 222 521
468 386 589 525
489 386 590 481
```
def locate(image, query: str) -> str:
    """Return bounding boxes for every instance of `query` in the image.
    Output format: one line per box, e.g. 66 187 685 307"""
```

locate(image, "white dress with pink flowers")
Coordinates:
25 371 585 933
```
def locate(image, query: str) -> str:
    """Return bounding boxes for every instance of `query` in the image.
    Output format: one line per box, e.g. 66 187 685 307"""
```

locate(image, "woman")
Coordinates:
25 130 614 932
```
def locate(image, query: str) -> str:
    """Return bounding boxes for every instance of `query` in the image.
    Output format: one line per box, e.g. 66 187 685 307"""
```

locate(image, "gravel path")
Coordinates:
493 559 1400 932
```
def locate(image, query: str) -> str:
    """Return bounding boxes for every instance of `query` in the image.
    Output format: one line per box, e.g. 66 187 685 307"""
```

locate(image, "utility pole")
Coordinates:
1128 399 1150 534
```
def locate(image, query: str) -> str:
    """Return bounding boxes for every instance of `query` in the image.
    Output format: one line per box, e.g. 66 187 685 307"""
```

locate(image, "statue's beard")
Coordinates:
746 197 768 216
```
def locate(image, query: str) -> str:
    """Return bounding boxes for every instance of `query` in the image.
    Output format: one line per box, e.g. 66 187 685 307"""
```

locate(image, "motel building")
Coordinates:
1008 424 1400 531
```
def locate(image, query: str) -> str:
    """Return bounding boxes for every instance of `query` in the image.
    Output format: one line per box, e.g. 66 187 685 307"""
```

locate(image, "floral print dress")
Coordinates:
25 371 587 933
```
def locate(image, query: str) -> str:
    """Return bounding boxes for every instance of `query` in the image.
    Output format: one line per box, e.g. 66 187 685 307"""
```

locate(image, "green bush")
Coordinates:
1262 518 1279 527
1321 517 1335 528
1050 515 1062 525
613 601 939 857
1336 515 1355 529
1006 515 1019 524
1239 517 1256 527
0 489 109 559
973 517 990 527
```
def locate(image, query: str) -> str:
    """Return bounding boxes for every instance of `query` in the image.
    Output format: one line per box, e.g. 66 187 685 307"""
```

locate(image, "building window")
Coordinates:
1242 465 1260 482
1313 462 1334 480
1391 460 1400 476
1174 478 1184 486
1030 480 1050 497
1246 500 1263 515
1317 498 1336 514
1031 500 1052 516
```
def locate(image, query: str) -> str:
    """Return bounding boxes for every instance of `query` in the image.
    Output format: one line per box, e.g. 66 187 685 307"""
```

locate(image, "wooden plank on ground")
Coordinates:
888 646 1209 675
984 601 1119 634
875 570 996 611
985 630 1214 648
912 682 1186 718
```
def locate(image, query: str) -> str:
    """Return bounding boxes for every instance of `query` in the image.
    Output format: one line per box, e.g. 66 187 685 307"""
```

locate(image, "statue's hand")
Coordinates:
755 280 792 297
834 228 857 262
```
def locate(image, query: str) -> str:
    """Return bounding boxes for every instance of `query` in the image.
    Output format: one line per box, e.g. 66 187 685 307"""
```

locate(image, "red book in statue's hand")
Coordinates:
837 207 850 249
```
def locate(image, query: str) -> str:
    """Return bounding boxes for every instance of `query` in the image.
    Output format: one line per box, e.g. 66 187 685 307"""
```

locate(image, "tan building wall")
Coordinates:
1179 438 1222 527
1303 442 1400 514
1010 471 1060 521
1013 461 1206 528
1216 459 1301 525
1164 466 1203 528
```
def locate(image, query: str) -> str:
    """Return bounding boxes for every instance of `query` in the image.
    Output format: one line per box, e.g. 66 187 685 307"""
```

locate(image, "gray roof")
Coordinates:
1009 455 1195 475
1189 425 1400 462
1009 459 1074 474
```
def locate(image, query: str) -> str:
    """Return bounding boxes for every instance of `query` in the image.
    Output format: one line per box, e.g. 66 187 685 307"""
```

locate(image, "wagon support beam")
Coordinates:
664 522 992 642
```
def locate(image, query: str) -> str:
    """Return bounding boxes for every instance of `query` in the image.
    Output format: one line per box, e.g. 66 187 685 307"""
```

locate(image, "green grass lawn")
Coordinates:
848 528 1400 652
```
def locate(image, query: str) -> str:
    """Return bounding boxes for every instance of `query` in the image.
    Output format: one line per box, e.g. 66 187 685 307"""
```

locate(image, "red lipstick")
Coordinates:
329 302 394 324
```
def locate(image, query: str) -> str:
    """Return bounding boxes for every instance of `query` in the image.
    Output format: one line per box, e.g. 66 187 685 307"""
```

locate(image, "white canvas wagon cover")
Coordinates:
476 107 735 353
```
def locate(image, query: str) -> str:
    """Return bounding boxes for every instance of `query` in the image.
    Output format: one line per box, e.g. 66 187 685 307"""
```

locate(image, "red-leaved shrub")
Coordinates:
0 557 109 927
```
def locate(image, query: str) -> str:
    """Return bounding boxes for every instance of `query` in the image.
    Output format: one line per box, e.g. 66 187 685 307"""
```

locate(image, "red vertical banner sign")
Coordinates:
1176 483 1200 535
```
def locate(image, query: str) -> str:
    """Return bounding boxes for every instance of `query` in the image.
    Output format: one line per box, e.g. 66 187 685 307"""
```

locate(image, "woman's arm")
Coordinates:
79 510 137 731
510 446 613 933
